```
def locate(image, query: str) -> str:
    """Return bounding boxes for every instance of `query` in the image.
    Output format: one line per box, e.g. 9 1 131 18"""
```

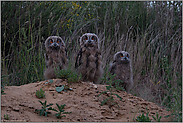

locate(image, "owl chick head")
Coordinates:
80 33 99 49
45 36 65 51
114 51 131 64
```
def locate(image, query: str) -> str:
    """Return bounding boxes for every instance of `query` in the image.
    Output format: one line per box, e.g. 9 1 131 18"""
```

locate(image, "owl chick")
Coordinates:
109 51 133 92
44 36 68 80
75 33 103 83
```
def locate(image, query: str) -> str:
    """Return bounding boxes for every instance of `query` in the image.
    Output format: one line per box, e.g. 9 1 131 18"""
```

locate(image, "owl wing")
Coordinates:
44 53 49 61
44 52 52 68
109 61 116 75
60 47 68 65
94 50 102 68
75 48 84 68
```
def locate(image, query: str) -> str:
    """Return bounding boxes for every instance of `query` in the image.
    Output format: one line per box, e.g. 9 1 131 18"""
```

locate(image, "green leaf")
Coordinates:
40 109 44 116
44 100 47 105
113 93 122 101
45 112 48 117
56 85 65 92
101 97 110 106
60 104 66 110
46 103 53 107
38 100 44 105
51 108 58 112
48 107 57 111
55 113 60 117
97 91 108 97
106 85 111 90
159 116 162 121
152 115 156 120
49 79 53 83
56 103 60 108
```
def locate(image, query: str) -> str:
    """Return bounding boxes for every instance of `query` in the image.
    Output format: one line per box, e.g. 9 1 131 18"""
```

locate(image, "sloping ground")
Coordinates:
1 79 171 122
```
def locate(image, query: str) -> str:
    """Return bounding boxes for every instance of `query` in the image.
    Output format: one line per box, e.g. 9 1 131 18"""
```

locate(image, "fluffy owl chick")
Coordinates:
109 51 133 92
44 36 68 80
75 33 103 83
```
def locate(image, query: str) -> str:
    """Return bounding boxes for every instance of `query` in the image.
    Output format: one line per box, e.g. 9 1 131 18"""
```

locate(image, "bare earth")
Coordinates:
1 79 171 122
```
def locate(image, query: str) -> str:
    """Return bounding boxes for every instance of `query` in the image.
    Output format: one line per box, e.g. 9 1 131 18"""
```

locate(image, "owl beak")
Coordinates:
88 39 91 44
53 42 58 47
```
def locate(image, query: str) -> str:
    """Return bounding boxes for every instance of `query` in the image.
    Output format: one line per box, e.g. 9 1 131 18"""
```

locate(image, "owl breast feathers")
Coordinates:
75 33 103 83
44 36 68 79
109 51 133 92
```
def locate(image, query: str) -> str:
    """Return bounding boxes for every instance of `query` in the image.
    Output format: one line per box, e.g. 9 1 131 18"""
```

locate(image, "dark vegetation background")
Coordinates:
1 1 182 121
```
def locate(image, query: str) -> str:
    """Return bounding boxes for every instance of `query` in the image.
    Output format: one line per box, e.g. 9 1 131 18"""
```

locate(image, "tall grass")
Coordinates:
1 1 182 121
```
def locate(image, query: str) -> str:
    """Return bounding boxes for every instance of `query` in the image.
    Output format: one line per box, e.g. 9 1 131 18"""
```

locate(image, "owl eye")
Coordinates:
49 39 53 44
91 36 94 40
57 39 61 43
126 54 129 58
120 54 123 57
84 36 88 40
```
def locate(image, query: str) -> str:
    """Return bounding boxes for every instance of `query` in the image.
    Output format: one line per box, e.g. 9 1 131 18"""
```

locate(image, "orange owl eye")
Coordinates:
120 54 123 57
57 39 61 43
91 36 94 40
84 36 88 40
50 39 53 43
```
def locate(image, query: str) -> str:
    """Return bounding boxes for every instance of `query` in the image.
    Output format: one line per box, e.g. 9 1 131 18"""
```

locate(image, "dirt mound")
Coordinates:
1 79 171 122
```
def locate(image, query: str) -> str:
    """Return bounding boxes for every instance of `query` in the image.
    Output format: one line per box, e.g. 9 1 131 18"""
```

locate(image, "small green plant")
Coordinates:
4 114 9 120
135 112 151 122
98 85 122 107
113 79 125 91
35 100 55 117
55 68 82 84
1 89 5 95
36 88 45 99
67 72 82 83
55 85 73 93
98 72 122 107
100 71 125 91
152 112 162 122
54 103 72 119
56 69 72 79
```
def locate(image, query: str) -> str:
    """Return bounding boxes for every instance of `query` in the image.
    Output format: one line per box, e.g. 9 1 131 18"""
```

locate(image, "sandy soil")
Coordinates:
1 79 171 122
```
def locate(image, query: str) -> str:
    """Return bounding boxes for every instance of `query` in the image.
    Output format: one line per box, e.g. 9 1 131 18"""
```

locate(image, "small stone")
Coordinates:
93 84 97 89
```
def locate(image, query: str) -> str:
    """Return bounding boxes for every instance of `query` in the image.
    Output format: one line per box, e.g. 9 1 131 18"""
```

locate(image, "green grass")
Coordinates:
55 68 82 84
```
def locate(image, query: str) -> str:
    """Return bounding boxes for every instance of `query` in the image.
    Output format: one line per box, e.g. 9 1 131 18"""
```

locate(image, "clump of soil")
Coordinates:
1 79 171 122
